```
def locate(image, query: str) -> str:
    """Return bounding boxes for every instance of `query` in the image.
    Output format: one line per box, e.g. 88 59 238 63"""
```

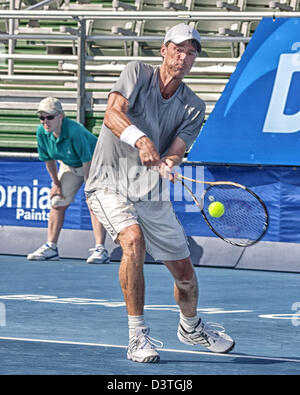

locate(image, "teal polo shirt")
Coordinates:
37 117 97 167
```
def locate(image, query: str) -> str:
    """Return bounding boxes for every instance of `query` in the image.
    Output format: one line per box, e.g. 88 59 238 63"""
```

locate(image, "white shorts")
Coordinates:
51 162 84 207
87 187 190 262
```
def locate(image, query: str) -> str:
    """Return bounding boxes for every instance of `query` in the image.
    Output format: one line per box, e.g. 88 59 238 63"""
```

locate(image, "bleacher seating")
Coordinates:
245 0 298 11
0 0 298 151
192 0 246 58
244 0 299 34
86 19 139 56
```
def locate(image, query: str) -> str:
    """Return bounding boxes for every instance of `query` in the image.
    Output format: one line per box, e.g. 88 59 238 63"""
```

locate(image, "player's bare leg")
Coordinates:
164 256 198 316
118 224 161 363
165 256 235 353
118 224 146 316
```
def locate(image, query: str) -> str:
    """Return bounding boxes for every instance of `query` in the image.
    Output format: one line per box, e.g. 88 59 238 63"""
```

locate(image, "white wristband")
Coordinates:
120 125 146 148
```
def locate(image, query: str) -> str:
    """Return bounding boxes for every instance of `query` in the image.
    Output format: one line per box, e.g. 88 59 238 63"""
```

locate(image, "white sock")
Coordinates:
47 242 57 249
128 315 145 339
180 312 199 332
95 243 104 249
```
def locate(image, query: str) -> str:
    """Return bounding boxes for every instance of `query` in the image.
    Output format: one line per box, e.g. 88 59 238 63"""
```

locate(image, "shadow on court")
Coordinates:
0 254 300 375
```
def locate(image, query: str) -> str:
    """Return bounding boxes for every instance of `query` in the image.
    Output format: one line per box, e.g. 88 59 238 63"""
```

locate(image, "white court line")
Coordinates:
0 336 299 364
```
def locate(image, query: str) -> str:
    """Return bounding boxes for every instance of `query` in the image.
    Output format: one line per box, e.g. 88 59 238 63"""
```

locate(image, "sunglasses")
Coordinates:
39 114 57 121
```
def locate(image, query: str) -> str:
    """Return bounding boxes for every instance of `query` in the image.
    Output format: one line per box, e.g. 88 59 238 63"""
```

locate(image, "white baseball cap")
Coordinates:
38 97 63 114
164 23 201 52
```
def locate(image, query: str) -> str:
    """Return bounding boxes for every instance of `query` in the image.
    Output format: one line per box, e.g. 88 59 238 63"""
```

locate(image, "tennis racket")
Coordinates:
175 174 269 247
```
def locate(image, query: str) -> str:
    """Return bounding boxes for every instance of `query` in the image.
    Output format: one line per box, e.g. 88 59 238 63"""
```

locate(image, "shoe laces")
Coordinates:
89 246 106 253
198 321 225 340
38 243 56 253
203 322 225 333
182 320 224 343
133 333 163 351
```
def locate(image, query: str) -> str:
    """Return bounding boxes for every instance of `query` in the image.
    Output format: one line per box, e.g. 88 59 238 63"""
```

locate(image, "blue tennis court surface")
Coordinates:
1 254 300 376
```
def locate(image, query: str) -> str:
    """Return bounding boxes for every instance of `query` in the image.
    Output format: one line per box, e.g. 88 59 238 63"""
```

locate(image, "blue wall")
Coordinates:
1 158 300 245
188 18 300 165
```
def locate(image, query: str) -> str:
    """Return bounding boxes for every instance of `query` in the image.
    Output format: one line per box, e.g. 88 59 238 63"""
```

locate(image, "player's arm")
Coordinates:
159 136 187 179
104 92 160 168
45 160 64 199
162 136 187 167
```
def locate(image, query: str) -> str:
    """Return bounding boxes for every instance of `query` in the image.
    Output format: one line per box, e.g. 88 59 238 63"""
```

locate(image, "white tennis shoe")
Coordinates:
86 246 110 264
27 243 59 261
127 326 162 363
177 319 235 353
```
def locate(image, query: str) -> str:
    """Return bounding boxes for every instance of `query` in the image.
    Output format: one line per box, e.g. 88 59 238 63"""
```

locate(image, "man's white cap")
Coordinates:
164 23 201 52
38 97 63 114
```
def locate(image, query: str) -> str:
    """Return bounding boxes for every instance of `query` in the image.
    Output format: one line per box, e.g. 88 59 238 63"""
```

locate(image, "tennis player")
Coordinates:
85 23 235 362
27 97 110 264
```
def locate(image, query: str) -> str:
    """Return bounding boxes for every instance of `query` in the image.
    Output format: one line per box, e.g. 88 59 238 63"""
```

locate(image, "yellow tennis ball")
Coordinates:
208 201 225 218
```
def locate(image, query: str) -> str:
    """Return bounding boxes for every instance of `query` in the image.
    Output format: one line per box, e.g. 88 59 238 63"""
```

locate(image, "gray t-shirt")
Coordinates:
85 61 205 200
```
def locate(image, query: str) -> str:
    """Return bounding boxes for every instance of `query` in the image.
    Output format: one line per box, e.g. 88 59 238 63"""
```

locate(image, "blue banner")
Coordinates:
188 18 300 165
0 158 91 230
2 158 300 244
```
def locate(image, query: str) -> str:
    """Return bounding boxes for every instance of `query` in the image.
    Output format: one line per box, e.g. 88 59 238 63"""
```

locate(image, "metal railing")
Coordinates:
1 9 300 19
0 9 299 124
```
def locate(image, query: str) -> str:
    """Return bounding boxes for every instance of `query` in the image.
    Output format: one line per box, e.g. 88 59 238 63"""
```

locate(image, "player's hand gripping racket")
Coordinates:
175 174 269 247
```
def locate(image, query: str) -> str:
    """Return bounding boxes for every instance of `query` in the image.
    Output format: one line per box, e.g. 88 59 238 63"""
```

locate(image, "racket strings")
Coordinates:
202 185 268 246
